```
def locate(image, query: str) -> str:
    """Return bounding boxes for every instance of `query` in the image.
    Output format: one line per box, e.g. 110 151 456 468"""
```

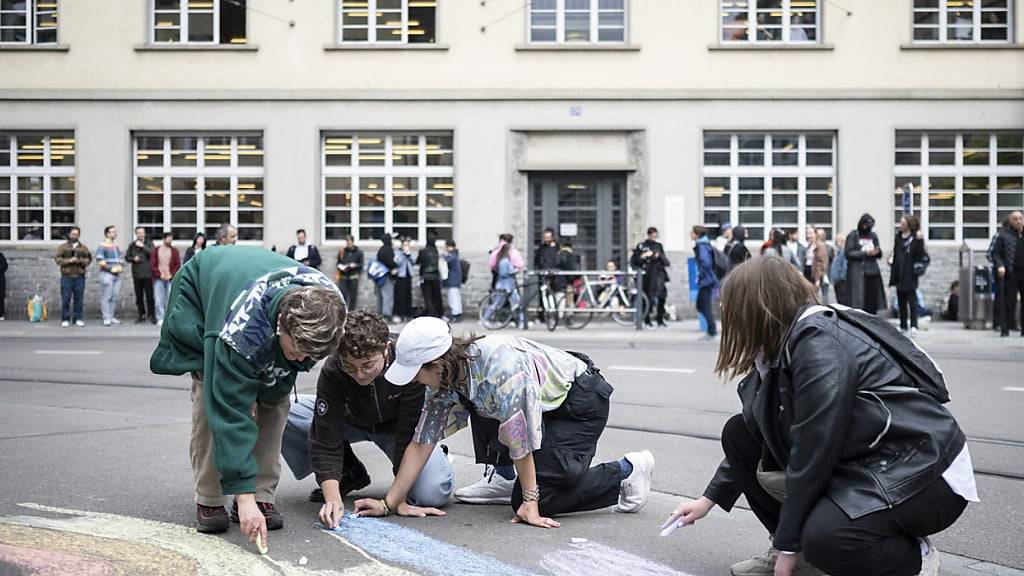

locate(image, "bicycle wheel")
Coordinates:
544 293 562 331
478 291 513 330
561 292 594 330
612 290 650 327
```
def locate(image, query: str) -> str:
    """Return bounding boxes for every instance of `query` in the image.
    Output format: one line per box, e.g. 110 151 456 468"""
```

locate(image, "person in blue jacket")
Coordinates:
691 225 719 340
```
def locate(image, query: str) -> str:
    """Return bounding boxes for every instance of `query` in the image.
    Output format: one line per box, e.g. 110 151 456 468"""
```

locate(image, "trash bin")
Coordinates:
958 243 993 329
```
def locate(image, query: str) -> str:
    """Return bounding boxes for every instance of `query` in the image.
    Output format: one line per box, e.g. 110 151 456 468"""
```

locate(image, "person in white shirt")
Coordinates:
286 229 323 269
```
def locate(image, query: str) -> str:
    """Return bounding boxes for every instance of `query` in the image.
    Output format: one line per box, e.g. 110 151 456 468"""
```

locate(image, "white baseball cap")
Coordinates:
385 317 453 386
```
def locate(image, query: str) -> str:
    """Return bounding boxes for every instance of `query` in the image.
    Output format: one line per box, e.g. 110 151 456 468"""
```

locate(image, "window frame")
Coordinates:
150 0 248 45
0 0 59 45
911 0 1014 44
0 131 76 243
893 131 1024 246
132 133 265 243
718 0 822 45
526 0 628 45
700 131 838 243
337 0 438 45
321 131 455 245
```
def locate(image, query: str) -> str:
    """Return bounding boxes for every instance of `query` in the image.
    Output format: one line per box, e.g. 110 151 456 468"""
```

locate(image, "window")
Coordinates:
720 0 820 43
0 132 75 242
338 0 437 44
912 0 1012 43
701 132 836 242
529 0 626 43
0 0 58 44
133 134 264 242
151 0 246 44
322 132 453 243
894 131 1024 243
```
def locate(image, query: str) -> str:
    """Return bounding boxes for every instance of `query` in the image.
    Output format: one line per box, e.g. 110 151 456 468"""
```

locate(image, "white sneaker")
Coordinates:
157 319 163 327
61 320 70 328
102 319 111 327
110 317 122 325
918 537 939 576
910 327 919 337
454 466 516 504
617 450 655 513
75 320 86 327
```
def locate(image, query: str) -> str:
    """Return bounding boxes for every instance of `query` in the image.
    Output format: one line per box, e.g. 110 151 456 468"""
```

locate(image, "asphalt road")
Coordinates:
1 321 1022 576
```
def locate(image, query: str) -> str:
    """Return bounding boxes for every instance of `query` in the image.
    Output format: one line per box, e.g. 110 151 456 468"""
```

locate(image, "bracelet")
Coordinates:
380 498 391 516
521 486 541 503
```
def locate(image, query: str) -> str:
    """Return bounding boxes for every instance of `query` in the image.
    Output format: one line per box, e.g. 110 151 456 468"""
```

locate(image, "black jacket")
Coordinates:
417 244 440 280
307 340 427 486
376 235 397 271
286 244 323 269
703 306 965 553
125 240 154 280
630 239 670 296
992 223 1023 273
535 242 560 270
889 234 926 291
0 251 7 299
338 246 364 280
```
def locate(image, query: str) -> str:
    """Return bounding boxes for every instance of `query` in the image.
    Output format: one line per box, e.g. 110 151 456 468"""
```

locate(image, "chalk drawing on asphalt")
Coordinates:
538 541 696 576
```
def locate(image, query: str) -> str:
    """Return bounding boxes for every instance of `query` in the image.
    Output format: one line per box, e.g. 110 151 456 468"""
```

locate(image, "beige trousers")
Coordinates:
189 373 291 507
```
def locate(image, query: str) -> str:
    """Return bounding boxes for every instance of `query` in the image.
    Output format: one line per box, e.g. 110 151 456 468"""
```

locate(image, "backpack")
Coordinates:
460 259 471 281
366 259 390 286
711 246 730 280
790 304 950 404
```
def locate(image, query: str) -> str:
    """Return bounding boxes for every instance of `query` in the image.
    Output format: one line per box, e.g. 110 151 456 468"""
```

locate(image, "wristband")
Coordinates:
380 498 391 516
522 486 541 503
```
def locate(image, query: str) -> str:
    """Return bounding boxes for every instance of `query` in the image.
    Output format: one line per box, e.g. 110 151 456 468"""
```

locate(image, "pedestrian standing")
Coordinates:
534 228 561 321
691 225 718 340
394 238 415 321
787 229 806 271
375 234 398 323
557 240 582 314
336 235 363 310
417 232 444 318
889 215 928 336
715 223 733 253
815 228 833 304
184 233 206 264
287 229 323 269
484 242 527 329
844 214 885 315
804 224 829 303
54 227 92 327
991 210 1024 338
214 224 237 246
443 240 464 323
125 226 156 324
150 232 181 326
96 225 125 327
830 235 849 306
0 249 8 321
725 225 751 271
630 227 670 329
488 233 525 291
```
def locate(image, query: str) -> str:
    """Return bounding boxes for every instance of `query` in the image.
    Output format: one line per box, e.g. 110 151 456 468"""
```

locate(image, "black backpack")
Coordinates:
712 246 730 280
789 305 950 404
459 259 470 281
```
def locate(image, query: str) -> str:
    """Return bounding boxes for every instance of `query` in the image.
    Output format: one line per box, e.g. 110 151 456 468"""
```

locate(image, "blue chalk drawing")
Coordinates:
325 515 532 576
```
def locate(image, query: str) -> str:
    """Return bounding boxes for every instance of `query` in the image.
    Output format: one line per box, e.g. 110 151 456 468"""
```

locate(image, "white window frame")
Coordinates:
151 0 240 45
700 132 838 242
321 132 454 244
911 0 1014 44
0 0 59 45
719 0 821 44
0 132 76 243
337 0 437 44
527 0 628 44
894 131 1024 247
132 133 265 243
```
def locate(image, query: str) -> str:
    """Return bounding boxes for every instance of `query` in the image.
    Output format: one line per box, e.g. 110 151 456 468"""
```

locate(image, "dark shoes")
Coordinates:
195 504 230 533
229 500 285 531
308 465 372 503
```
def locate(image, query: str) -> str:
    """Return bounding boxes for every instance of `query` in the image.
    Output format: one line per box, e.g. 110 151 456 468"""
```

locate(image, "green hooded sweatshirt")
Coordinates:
150 245 339 495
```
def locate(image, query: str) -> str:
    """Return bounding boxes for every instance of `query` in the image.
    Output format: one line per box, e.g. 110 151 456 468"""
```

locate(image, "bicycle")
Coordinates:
557 274 649 330
478 272 562 331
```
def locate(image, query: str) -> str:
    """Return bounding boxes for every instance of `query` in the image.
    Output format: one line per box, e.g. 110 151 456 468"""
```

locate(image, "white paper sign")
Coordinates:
662 196 686 251
560 223 578 237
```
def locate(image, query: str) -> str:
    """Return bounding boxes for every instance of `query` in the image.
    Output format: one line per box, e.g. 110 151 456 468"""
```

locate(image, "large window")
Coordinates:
151 0 246 44
322 132 454 243
912 0 1013 43
528 0 626 43
0 132 75 242
133 134 264 242
338 0 437 44
702 132 836 241
720 0 820 43
0 0 58 44
894 132 1024 243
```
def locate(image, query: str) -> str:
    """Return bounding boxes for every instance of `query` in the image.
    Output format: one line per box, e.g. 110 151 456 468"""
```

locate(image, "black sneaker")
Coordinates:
135 317 147 324
195 504 230 533
308 467 372 502
229 500 285 531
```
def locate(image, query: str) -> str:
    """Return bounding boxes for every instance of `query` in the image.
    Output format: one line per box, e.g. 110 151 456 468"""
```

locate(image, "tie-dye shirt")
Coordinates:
412 335 587 460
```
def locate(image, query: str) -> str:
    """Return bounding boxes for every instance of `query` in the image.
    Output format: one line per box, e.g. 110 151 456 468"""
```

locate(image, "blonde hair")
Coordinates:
278 285 347 361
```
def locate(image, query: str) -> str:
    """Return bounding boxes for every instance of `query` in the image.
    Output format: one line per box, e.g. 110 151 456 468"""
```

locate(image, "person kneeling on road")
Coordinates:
353 318 655 527
668 256 977 576
150 245 347 549
280 310 454 529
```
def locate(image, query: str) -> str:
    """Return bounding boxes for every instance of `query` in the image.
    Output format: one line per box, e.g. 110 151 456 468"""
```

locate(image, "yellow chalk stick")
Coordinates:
255 532 268 555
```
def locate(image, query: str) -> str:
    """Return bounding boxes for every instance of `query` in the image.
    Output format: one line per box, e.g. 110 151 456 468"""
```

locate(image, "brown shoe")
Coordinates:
195 504 229 533
230 500 284 531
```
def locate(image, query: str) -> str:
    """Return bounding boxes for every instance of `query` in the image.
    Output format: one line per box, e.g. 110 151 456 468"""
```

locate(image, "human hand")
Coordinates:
319 500 345 529
236 494 267 551
997 266 1006 278
352 498 384 517
667 496 714 528
511 500 560 528
774 552 799 576
396 501 446 518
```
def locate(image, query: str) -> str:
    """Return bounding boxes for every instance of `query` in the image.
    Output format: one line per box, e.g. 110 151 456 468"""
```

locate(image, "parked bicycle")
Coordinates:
558 273 650 330
478 271 562 331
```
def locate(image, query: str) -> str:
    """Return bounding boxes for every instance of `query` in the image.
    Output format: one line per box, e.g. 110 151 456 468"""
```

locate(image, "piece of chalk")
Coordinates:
299 556 308 565
571 537 588 544
659 521 684 537
255 533 268 555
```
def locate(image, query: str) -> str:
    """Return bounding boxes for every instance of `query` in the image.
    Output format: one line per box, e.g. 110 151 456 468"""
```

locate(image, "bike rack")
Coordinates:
523 269 647 331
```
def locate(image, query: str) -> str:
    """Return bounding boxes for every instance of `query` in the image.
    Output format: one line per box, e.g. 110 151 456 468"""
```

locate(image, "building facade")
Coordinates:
1 0 1023 319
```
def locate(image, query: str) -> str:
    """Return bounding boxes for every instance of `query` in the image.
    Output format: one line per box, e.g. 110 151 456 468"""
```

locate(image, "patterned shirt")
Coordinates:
412 335 586 460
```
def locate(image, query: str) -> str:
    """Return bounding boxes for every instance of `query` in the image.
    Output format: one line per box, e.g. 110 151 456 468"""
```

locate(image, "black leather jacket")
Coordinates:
704 306 965 553
992 223 1022 272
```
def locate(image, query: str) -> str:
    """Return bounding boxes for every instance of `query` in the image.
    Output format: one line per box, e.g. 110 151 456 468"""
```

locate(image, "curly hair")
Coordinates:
278 285 347 361
432 333 484 392
338 310 391 359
